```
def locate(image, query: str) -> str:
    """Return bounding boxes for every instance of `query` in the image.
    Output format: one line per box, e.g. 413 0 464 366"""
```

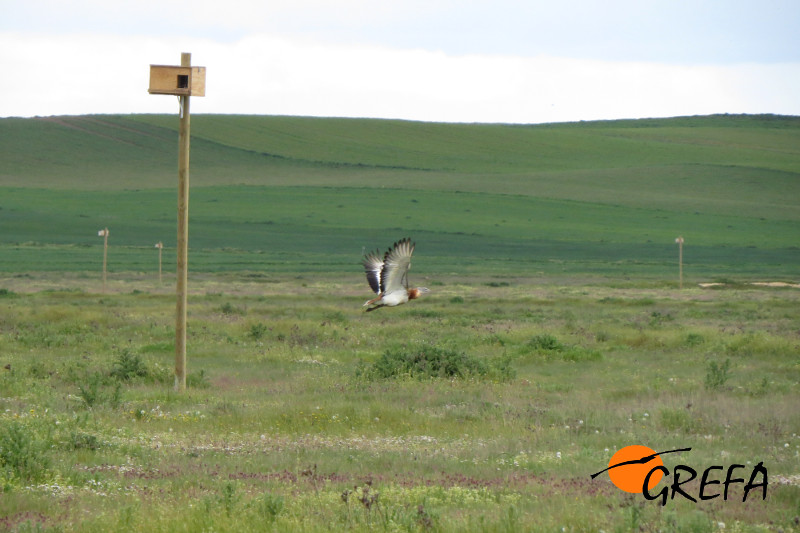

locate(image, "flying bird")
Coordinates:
362 238 429 312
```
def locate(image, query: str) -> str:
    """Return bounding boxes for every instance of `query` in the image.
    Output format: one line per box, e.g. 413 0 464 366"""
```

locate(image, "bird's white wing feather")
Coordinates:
362 250 384 295
381 239 414 294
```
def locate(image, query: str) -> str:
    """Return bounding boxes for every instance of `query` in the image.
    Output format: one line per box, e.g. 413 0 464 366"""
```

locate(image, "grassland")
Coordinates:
0 277 798 531
1 113 799 281
0 113 799 530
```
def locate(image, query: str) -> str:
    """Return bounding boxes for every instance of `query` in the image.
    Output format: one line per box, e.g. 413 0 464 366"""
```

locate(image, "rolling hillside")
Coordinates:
1 114 798 280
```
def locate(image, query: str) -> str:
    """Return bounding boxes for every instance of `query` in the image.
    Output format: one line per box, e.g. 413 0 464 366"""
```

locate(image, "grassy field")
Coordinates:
2 184 797 280
0 275 798 531
1 113 799 530
1 114 799 280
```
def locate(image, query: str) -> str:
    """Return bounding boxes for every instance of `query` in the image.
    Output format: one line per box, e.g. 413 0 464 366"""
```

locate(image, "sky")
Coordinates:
1 0 799 124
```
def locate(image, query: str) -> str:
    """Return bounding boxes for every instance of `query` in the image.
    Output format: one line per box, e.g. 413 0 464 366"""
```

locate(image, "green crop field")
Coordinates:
1 113 799 281
0 113 799 531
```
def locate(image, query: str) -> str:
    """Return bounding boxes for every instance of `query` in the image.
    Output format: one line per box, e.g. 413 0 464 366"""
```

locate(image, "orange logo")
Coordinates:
591 445 690 494
591 446 769 506
607 445 664 493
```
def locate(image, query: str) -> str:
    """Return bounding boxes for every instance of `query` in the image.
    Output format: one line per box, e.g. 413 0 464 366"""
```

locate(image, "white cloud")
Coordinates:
3 0 799 122
1 32 799 123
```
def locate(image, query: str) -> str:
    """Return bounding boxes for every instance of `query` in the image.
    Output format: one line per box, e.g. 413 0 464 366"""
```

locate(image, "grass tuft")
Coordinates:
704 358 733 391
110 349 148 382
358 345 515 382
0 421 51 482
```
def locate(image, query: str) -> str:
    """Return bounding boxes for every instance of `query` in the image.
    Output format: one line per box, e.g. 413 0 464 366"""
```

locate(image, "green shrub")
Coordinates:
359 345 514 382
219 481 240 517
527 334 564 352
524 334 601 362
649 311 674 326
704 359 732 390
78 372 122 408
66 430 101 451
220 302 246 316
249 323 268 340
561 347 603 362
77 372 103 407
187 369 211 389
27 360 50 379
111 349 148 381
0 421 51 482
685 333 705 346
249 493 284 522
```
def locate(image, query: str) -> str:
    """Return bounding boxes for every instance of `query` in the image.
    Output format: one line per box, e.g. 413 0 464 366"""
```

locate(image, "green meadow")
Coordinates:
0 113 799 531
1 113 799 280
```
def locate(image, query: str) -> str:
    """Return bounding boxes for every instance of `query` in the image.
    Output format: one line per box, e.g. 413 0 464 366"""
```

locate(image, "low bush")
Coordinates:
0 421 52 482
110 349 148 381
527 334 564 352
77 371 122 408
524 334 602 362
358 345 514 382
705 358 733 390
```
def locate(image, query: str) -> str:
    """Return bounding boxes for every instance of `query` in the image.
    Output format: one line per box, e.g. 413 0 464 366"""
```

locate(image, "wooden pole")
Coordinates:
156 242 163 284
101 228 108 293
175 52 191 392
149 52 204 391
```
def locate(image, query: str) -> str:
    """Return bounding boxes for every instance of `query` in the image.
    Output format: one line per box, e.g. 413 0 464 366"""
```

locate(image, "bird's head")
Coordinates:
409 287 430 300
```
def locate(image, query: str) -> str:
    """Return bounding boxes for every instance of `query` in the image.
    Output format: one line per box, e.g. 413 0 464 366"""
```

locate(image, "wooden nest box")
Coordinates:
149 65 206 97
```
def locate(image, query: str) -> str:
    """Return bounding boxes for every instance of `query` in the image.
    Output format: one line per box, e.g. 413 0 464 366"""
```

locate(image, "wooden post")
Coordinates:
675 236 684 289
148 52 205 392
99 228 109 293
175 52 192 392
155 242 163 284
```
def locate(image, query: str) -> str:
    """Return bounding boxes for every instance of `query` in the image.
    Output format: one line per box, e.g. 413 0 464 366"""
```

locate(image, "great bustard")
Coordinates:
362 238 429 312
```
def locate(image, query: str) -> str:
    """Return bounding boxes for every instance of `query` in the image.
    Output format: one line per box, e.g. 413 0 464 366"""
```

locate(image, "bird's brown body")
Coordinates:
362 238 429 312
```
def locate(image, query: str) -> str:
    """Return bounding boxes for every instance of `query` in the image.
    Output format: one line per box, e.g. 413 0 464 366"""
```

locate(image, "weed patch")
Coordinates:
685 333 705 347
358 345 515 382
219 302 246 316
77 372 122 408
658 407 702 434
249 322 268 340
110 349 148 382
522 334 602 362
187 369 211 389
705 358 733 391
247 492 284 523
648 310 674 327
527 334 565 352
0 421 51 482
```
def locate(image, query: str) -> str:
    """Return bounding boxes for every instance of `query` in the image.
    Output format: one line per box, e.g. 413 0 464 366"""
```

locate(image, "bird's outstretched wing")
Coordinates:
362 250 384 295
381 238 414 293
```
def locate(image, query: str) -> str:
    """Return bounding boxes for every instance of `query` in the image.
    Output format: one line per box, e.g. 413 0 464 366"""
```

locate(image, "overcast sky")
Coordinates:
2 0 799 123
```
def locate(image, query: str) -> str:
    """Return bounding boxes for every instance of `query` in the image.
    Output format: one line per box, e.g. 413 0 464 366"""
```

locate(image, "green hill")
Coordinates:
1 113 798 280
